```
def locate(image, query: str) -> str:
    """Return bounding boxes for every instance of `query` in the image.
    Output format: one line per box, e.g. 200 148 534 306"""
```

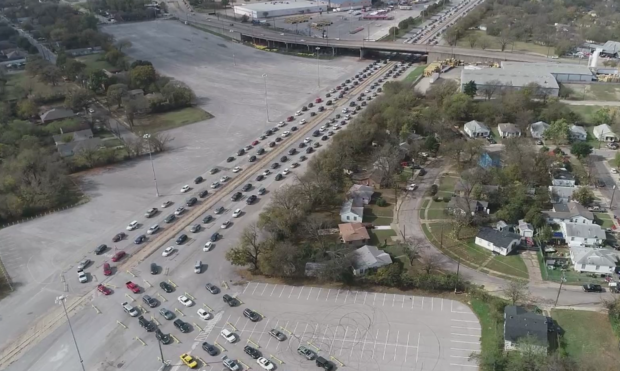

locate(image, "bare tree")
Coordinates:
125 101 136 130
420 254 441 274
372 141 404 188
478 35 490 50
123 137 145 157
402 236 426 266
116 39 132 52
467 32 478 48
503 280 528 305
302 214 332 251
147 132 173 153
498 29 513 52
479 80 503 100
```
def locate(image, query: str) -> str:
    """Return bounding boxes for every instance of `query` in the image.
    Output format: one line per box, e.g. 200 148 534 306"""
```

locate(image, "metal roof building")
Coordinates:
460 68 559 97
234 1 328 19
500 61 595 82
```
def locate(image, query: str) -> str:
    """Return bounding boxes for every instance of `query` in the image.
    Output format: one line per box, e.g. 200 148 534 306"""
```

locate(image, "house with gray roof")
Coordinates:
529 121 549 139
569 125 587 141
56 138 103 158
475 227 521 255
447 197 489 216
40 108 76 124
52 129 94 145
348 184 375 205
561 222 606 248
351 245 392 276
463 120 490 138
340 198 364 223
504 306 548 352
551 169 576 187
593 124 617 142
454 179 499 199
570 247 620 274
542 202 594 225
517 219 534 238
549 185 576 204
497 123 521 138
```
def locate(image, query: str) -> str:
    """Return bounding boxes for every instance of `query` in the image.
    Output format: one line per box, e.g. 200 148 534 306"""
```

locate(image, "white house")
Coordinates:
504 306 548 352
560 222 606 248
464 120 490 138
529 121 549 139
551 169 576 187
549 185 576 204
497 123 522 138
570 247 620 274
517 220 535 238
593 124 617 142
351 245 393 275
542 202 594 225
340 199 364 223
569 125 587 141
475 227 522 256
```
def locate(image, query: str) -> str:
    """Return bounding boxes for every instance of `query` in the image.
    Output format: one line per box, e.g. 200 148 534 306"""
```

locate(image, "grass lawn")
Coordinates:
403 65 427 84
470 298 500 357
490 127 502 143
369 229 397 247
438 175 458 193
567 105 605 125
484 254 529 279
456 30 552 56
103 138 124 148
134 107 213 132
595 213 614 229
419 199 430 219
552 309 620 367
564 83 620 101
76 54 115 74
426 208 447 220
5 72 67 100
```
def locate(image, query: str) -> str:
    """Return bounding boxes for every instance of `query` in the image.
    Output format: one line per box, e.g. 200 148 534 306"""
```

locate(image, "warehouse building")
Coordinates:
501 61 595 83
330 0 372 11
234 1 328 19
460 68 559 98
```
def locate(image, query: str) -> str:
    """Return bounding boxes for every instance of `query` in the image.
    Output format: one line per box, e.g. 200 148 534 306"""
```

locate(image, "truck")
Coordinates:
126 281 141 293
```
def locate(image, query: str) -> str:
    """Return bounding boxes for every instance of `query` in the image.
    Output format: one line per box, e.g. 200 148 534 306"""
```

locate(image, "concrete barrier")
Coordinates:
91 304 101 314
135 337 146 346
116 320 127 329
330 356 344 367
270 354 284 364
174 308 185 316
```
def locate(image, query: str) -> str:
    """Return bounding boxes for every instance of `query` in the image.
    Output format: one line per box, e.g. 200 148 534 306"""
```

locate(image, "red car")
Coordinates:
286 116 294 122
126 281 140 293
103 263 112 276
97 284 112 295
315 97 323 103
111 251 126 262
251 140 259 146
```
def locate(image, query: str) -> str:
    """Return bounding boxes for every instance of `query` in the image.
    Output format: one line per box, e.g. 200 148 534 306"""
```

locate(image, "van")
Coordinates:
194 261 202 274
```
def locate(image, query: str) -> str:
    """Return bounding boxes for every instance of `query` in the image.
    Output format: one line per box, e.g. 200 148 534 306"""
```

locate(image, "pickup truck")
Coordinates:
126 281 141 293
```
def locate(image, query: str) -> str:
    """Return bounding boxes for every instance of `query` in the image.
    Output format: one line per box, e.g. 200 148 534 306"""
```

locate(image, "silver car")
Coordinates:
77 259 91 270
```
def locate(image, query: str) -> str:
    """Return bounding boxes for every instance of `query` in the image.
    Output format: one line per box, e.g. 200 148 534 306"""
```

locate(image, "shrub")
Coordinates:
376 197 387 207
428 184 438 196
433 196 441 202
443 196 451 202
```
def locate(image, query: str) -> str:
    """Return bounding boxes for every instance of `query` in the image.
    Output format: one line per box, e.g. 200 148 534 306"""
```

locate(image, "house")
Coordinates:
52 129 94 145
496 220 514 233
56 138 103 157
475 227 522 256
560 222 606 248
497 123 522 138
40 108 76 124
570 247 620 274
348 185 375 205
549 185 575 204
463 120 490 138
551 169 576 187
542 202 594 225
454 179 499 199
447 197 489 215
478 151 502 169
340 198 364 223
351 245 392 275
517 219 535 238
339 223 370 247
593 124 617 142
504 306 548 352
529 121 549 139
569 125 587 141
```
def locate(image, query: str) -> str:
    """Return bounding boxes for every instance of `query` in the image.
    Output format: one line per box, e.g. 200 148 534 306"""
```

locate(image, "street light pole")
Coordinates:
262 74 270 122
611 185 617 209
315 47 321 88
554 272 566 307
142 134 160 197
56 296 86 371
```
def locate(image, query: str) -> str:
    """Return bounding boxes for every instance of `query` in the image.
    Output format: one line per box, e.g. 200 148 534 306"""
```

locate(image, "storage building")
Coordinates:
331 0 372 10
500 61 595 83
460 69 560 98
234 1 328 19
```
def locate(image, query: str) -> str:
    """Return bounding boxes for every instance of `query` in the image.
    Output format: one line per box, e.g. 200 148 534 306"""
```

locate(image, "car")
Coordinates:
242 183 252 192
156 329 172 345
162 246 175 257
300 155 307 161
180 353 198 368
275 137 282 143
112 233 125 243
123 302 139 317
151 262 159 275
111 251 126 262
249 155 257 162
275 173 283 181
190 224 201 233
221 329 236 343
256 357 274 370
215 206 225 214
197 308 213 320
306 147 313 154
138 315 157 332
147 224 160 235
282 168 290 175
222 356 240 371
583 284 603 292
316 356 334 371
318 106 325 112
164 214 176 223
257 148 266 155
277 121 286 127
202 342 218 356
271 162 280 170
205 283 220 294
160 307 175 320
221 220 231 229
281 131 290 137
233 166 242 173
231 192 242 201
310 111 316 117
126 281 140 293
126 220 139 231
160 281 174 293
297 345 315 360
77 269 87 283
258 187 266 195
255 174 264 182
232 209 242 218
194 176 204 184
269 329 286 341
291 125 298 131
181 185 191 193
92 286 110 302
174 319 190 332
315 97 322 103
186 197 197 206
226 156 235 162
406 184 418 191
246 195 257 204
77 259 91 270
252 140 260 146
134 235 146 244
596 179 606 187
272 126 279 132
210 167 219 174
143 295 158 308
326 100 333 106
244 345 262 359
220 175 230 183
237 148 245 156
175 207 186 216
178 295 194 306
144 207 158 218
199 190 209 198
243 308 261 322
103 263 112 276
176 234 188 244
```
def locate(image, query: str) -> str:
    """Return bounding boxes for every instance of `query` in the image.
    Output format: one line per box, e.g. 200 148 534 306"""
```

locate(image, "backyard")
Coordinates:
567 105 605 124
363 191 395 227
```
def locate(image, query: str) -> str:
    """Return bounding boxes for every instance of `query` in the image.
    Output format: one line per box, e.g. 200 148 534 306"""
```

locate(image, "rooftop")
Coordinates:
340 198 364 218
552 169 575 181
562 222 606 240
477 227 521 248
464 120 489 131
338 223 370 242
461 68 559 89
352 245 392 270
571 247 620 267
504 306 548 347
234 0 326 11
500 61 594 77
545 201 593 220
498 123 521 134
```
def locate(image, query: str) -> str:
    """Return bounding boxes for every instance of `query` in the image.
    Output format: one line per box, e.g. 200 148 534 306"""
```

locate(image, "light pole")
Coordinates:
315 47 321 88
262 74 270 122
55 296 86 371
233 53 236 66
611 185 617 209
142 134 160 197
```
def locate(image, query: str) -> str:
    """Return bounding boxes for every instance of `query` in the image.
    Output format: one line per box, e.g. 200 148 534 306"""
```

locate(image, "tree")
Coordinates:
479 80 502 100
536 225 552 245
443 93 473 121
116 39 132 52
572 186 594 206
592 107 613 125
130 65 156 90
420 254 441 275
466 32 478 48
462 80 477 98
16 99 38 119
543 119 570 145
39 65 62 86
424 136 440 154
63 59 86 80
87 70 108 92
478 35 490 50
503 280 528 305
225 223 270 272
64 88 94 112
498 29 513 51
125 101 136 129
570 142 593 159
107 84 128 108
130 60 153 69
161 81 195 108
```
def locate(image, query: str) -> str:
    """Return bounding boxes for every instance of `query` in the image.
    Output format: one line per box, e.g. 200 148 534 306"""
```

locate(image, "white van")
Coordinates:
194 261 202 274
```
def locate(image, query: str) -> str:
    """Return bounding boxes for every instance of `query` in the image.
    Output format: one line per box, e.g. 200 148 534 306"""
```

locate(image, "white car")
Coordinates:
88 108 95 113
221 329 236 343
221 220 231 229
282 169 290 175
612 169 618 174
197 308 213 320
320 126 327 132
406 184 418 191
281 131 290 137
174 207 185 216
295 110 302 116
263 169 271 176
220 176 230 182
161 200 172 208
277 121 285 127
304 138 312 143
232 209 241 218
181 185 191 193
77 269 87 283
178 295 194 307
203 241 214 251
300 119 307 125
211 181 220 189
162 246 175 257
126 221 139 231
256 357 274 370
342 108 349 113
147 224 160 234
232 166 241 173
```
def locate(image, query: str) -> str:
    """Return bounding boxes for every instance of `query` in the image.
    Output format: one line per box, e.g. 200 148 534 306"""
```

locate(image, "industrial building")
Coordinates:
500 61 595 83
330 0 372 11
234 1 328 19
460 68 560 98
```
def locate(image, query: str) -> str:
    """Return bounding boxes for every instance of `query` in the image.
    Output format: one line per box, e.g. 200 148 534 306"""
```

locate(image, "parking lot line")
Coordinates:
372 329 379 359
266 319 279 348
288 286 295 298
278 286 285 298
270 284 277 296
360 329 369 356
451 355 470 359
338 326 349 355
249 321 259 341
451 340 480 345
316 288 321 300
422 296 425 310
328 325 339 353
450 364 478 368
441 298 444 311
382 293 387 306
335 290 340 302
300 323 309 343
344 290 349 303
416 333 420 363
382 329 389 360
347 328 357 357
363 292 367 304
432 298 434 311
353 291 358 303
325 289 331 301
252 283 259 295
411 296 415 309
451 333 480 337
451 319 479 323
392 294 395 307
306 287 313 300
373 293 377 305
451 326 481 331
297 287 304 299
451 348 479 352
257 319 271 344
404 332 410 363
394 330 399 361
260 284 268 296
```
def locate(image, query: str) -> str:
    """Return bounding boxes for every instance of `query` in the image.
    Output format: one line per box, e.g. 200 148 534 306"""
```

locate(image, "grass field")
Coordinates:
369 229 397 246
567 105 605 125
5 72 67 100
363 202 394 226
484 254 528 278
76 54 115 74
456 30 552 56
403 65 427 84
595 213 614 229
564 83 620 101
134 107 213 132
470 298 501 358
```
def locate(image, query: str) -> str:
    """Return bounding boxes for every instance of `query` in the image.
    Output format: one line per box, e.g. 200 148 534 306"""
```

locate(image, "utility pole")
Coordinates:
143 134 159 197
554 272 566 307
454 258 460 293
611 185 617 209
56 296 86 371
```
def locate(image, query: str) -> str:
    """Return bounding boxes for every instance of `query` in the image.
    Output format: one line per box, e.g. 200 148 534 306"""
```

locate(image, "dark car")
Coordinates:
318 106 325 112
246 195 257 204
156 329 172 345
210 232 220 242
308 102 314 108
243 308 261 322
164 214 176 223
176 234 188 244
269 141 276 148
596 179 606 188
143 295 158 308
226 156 235 162
150 263 159 275
271 163 280 169
280 156 288 162
288 148 296 155
134 235 146 244
95 244 108 255
249 155 257 162
138 316 157 332
199 190 209 198
321 135 328 141
231 192 242 201
194 176 203 184
298 142 306 148
244 345 262 359
159 308 175 320
275 174 283 181
174 319 191 333
349 101 356 107
418 168 427 176
255 174 264 181
326 100 332 106
202 342 219 356
203 215 213 223
583 284 603 292
160 281 174 293
258 188 266 195
300 155 307 161
313 142 320 148
242 183 252 192
306 147 313 154
112 233 125 242
257 148 266 155
265 129 273 136
223 294 239 307
316 356 334 371
186 197 197 206
310 111 316 117
291 126 298 131
313 130 320 137
205 283 220 294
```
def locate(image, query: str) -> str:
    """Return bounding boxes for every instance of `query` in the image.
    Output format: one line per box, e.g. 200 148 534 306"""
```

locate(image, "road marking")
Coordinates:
243 283 250 294
278 286 285 298
291 322 300 338
335 289 340 302
451 319 479 323
416 333 420 363
382 329 389 360
354 291 358 303
248 321 259 341
451 355 471 359
257 319 271 344
432 297 434 311
451 348 479 352
402 297 405 308
270 284 277 296
316 288 322 300
450 364 478 368
382 293 387 306
301 323 309 343
252 283 259 295
451 340 480 344
348 328 358 358
394 330 399 361
404 332 410 363
260 284 268 296
344 290 349 303
288 286 295 298
328 325 339 353
266 319 279 348
297 287 304 299
339 326 349 355
392 294 395 307
451 326 481 330
411 296 415 309
307 287 313 300
421 296 424 310
363 292 367 304
441 298 444 311
372 329 379 359
373 293 377 306
451 333 480 337
360 329 370 356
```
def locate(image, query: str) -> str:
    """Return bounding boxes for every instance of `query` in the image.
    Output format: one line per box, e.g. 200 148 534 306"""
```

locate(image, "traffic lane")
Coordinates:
592 157 617 205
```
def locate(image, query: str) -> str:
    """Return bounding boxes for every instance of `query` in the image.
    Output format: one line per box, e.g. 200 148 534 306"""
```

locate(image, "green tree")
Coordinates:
442 93 473 121
462 80 477 97
88 70 108 92
593 107 613 125
64 88 94 112
39 65 62 86
536 225 552 245
570 142 593 159
130 65 156 90
224 223 270 272
424 136 440 154
63 59 86 80
543 119 570 145
572 186 594 206
16 99 38 119
106 84 128 108
161 81 195 108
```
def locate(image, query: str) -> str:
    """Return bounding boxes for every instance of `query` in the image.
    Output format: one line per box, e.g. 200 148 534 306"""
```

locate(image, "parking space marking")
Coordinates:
382 329 389 360
432 298 434 311
451 355 470 359
382 293 387 306
411 296 415 309
394 330 399 361
260 284 268 295
316 288 322 300
297 287 304 299
347 328 357 357
416 333 420 363
372 329 379 359
252 283 259 295
451 340 480 345
257 319 271 344
335 289 340 302
373 293 377 305
278 286 285 298
249 320 259 340
360 329 370 356
300 323 310 343
243 283 251 294
404 332 410 363
450 364 478 368
328 324 339 353
451 319 479 323
451 348 479 352
344 290 349 303
276 321 289 351
451 333 480 337
421 296 425 310
325 289 331 301
363 292 367 304
451 326 481 331
288 286 295 298
353 291 358 303
266 319 279 348
270 284 277 296
441 298 444 311
307 287 313 300
392 294 395 307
